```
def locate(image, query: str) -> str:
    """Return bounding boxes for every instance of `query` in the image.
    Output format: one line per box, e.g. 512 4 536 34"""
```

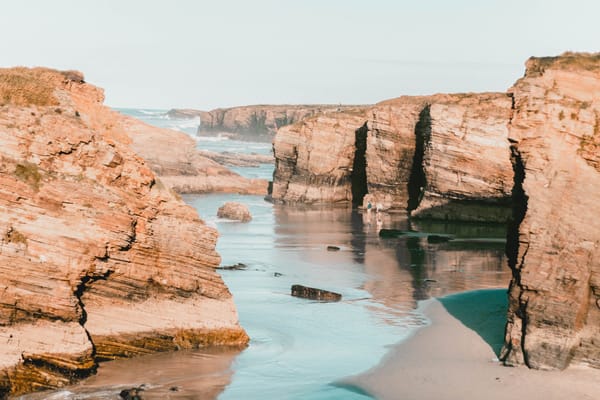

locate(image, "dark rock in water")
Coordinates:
327 245 341 251
378 229 410 238
426 235 453 243
217 263 247 270
291 284 342 302
169 386 180 392
119 386 145 400
273 272 283 277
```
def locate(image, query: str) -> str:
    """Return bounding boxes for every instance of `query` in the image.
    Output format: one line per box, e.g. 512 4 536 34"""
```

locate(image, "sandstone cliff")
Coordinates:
0 68 248 396
501 54 600 370
272 94 514 222
116 113 267 195
197 104 367 140
272 52 600 370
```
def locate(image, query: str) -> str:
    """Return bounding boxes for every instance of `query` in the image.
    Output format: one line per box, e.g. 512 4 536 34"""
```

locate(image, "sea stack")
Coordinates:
501 53 600 370
0 67 248 396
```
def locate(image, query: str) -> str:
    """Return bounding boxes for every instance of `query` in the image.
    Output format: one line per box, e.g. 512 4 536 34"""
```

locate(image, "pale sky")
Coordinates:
1 0 598 110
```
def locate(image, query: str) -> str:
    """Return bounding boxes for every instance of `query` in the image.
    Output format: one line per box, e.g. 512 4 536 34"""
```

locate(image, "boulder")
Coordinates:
217 202 252 222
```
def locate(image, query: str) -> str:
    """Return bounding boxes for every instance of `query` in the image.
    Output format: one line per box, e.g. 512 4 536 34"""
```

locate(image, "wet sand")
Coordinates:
350 289 599 400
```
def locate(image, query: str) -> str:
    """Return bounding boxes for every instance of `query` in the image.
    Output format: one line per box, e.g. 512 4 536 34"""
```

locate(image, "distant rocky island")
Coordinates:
168 104 367 141
270 52 600 370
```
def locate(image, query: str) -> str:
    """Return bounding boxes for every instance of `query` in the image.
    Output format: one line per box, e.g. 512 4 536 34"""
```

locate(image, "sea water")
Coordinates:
18 110 511 399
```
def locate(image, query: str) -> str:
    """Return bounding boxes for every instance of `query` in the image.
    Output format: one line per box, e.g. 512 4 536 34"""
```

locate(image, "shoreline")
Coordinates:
348 289 599 400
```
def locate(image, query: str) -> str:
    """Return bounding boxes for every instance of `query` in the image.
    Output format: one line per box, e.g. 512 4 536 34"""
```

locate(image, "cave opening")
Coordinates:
407 105 432 212
351 123 369 206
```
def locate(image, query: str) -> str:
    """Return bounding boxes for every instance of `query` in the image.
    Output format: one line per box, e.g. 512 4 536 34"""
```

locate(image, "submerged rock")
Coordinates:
291 285 342 302
217 263 248 270
217 202 252 222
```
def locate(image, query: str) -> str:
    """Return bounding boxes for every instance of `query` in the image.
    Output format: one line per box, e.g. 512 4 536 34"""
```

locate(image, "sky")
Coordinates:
1 0 599 110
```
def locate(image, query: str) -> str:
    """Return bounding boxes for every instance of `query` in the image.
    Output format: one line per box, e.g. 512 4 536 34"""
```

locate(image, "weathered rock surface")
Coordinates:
116 113 268 195
217 202 252 222
0 67 248 396
501 53 600 370
272 94 514 222
272 109 370 205
197 149 273 167
197 104 367 140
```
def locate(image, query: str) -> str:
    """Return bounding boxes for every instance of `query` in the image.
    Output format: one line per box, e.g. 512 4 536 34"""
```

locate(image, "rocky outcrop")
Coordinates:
166 108 203 119
0 68 248 396
116 113 268 195
272 94 514 222
197 150 273 167
272 109 370 205
197 104 367 140
217 202 252 222
501 53 600 370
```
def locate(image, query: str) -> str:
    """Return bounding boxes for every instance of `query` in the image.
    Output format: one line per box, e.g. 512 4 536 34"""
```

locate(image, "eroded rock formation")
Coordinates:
0 68 248 396
197 104 366 140
272 94 514 222
501 54 600 370
116 113 268 195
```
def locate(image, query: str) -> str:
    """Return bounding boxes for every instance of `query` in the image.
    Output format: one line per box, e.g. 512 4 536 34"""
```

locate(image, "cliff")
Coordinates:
0 68 248 396
272 52 600 370
116 115 268 195
197 104 367 140
501 53 600 370
273 94 514 222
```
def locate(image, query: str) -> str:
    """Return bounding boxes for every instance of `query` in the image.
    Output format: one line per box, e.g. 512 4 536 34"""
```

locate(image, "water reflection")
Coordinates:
16 348 239 400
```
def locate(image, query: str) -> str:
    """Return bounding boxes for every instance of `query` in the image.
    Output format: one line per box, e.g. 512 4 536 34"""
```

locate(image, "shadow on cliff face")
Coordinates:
351 123 369 206
501 143 531 366
407 105 431 213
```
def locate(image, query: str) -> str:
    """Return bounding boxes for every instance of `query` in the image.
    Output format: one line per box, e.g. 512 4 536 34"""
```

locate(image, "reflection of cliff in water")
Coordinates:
272 206 510 323
363 217 510 315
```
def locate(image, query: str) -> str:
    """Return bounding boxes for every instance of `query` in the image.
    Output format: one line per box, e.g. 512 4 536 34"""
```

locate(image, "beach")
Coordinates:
350 289 599 400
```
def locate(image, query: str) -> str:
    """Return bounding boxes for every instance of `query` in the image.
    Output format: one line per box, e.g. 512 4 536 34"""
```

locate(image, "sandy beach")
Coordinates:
350 289 599 400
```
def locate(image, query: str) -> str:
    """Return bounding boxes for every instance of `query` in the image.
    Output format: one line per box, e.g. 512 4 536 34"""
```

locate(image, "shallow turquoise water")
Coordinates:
186 194 421 399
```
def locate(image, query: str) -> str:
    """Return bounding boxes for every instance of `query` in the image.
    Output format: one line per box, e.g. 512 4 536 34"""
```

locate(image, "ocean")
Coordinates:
17 109 511 399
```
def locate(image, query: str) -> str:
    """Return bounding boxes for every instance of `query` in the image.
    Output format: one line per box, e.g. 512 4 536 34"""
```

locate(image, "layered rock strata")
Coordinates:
116 114 268 195
197 104 367 140
501 54 600 370
272 94 514 222
0 68 248 396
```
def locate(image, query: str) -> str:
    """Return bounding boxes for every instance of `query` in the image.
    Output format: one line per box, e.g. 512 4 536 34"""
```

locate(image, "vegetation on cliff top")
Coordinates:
526 52 600 76
0 67 83 107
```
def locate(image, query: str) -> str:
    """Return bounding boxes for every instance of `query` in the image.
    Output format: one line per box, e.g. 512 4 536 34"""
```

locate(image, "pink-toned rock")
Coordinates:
116 112 268 195
217 202 252 222
501 53 600 370
0 68 248 396
272 94 513 222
